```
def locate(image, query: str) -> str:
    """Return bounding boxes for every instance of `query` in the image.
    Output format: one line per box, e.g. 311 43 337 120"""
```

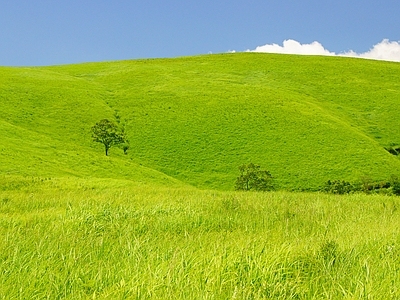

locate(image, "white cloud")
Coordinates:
246 39 400 62
250 39 335 56
340 39 400 62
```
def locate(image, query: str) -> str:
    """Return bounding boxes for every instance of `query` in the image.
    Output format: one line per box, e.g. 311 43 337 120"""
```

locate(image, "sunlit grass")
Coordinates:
1 53 400 298
1 177 399 299
1 53 400 191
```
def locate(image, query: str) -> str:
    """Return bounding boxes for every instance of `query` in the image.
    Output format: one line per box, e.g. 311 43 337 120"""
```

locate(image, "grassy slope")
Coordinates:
1 53 400 190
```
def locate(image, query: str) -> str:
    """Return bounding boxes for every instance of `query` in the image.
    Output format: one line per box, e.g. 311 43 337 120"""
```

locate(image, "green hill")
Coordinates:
1 53 400 190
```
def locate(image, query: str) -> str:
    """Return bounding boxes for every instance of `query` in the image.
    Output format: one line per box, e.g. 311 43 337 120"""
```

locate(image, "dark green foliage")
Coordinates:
324 180 355 194
91 119 127 156
385 146 400 156
122 143 130 155
391 175 400 196
324 176 400 196
235 163 273 191
360 176 392 194
360 176 376 193
392 183 400 196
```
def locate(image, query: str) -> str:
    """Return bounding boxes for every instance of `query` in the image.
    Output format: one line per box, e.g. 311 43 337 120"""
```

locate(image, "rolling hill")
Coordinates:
1 53 400 190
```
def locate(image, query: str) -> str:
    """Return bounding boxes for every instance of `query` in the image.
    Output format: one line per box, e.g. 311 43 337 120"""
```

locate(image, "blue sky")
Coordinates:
1 0 399 66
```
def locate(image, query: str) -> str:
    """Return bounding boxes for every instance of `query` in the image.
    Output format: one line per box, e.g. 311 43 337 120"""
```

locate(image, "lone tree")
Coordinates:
235 163 273 191
91 119 127 156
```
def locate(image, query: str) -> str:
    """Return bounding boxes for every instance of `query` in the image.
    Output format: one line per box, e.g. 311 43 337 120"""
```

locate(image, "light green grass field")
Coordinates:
1 53 400 190
1 54 400 298
1 177 400 299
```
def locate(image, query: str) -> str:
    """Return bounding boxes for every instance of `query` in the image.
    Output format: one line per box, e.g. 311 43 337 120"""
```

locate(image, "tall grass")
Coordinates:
1 178 399 299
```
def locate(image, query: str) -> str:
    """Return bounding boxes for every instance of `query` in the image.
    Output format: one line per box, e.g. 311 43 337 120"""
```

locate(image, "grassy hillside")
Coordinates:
1 53 400 190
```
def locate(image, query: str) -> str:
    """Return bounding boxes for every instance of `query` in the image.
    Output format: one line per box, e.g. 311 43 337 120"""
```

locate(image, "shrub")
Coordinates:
391 175 400 196
360 176 393 194
324 180 355 194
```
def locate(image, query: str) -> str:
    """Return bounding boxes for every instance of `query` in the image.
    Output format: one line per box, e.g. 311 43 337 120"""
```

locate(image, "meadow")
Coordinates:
1 53 400 190
1 53 400 299
1 176 400 299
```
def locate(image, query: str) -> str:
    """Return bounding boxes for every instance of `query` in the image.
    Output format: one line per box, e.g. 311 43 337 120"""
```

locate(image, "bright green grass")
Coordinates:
1 53 400 190
1 177 400 299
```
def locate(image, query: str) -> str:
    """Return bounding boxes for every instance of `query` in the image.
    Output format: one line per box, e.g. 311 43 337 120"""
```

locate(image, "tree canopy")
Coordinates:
235 163 273 191
91 119 127 156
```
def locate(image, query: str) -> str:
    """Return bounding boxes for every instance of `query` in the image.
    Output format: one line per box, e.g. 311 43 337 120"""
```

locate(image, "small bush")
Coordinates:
360 176 394 194
391 175 400 196
324 177 400 196
324 180 355 194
